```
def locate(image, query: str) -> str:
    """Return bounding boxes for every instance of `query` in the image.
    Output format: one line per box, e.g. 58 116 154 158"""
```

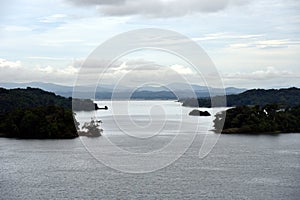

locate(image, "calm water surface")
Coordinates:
0 101 299 199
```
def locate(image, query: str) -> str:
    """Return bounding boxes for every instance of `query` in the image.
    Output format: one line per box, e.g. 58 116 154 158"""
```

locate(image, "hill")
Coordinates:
0 87 101 139
0 87 100 114
0 87 71 115
181 87 300 108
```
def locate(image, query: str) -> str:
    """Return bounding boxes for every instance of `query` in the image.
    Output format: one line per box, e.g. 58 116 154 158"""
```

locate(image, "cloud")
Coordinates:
39 14 68 23
193 33 300 50
71 57 201 86
229 39 300 49
221 66 300 88
0 58 78 85
0 58 21 68
26 56 71 61
67 0 125 6
223 67 300 80
2 58 299 88
170 64 193 75
67 0 247 17
193 32 263 41
3 25 32 32
36 65 78 75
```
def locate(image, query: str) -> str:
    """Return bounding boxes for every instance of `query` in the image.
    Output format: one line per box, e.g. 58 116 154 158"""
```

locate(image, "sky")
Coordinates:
0 0 299 88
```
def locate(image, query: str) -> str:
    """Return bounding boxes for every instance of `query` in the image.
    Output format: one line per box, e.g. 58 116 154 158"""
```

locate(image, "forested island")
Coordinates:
0 87 102 139
214 104 300 134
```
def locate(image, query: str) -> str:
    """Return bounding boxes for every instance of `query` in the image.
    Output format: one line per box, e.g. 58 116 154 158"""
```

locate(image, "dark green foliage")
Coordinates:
0 87 71 115
181 87 300 107
0 87 99 114
0 106 78 139
0 87 102 139
214 104 300 134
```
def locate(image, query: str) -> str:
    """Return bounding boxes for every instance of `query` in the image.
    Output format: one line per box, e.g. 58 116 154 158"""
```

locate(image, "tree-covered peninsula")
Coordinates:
0 106 78 139
0 87 102 139
214 104 300 134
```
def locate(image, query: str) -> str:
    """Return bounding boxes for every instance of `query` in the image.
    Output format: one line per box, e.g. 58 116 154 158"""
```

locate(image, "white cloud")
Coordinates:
223 66 300 80
170 64 193 75
71 58 201 86
229 39 300 49
37 65 79 75
221 66 300 88
67 0 125 6
193 33 263 41
0 58 21 68
3 25 32 32
26 56 71 61
0 58 78 85
67 0 248 17
39 14 68 23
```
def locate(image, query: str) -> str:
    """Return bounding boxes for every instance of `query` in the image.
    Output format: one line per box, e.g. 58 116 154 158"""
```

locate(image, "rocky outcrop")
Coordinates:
189 109 211 116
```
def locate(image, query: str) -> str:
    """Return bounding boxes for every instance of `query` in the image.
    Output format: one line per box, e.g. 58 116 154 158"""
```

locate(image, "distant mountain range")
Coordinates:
0 82 246 99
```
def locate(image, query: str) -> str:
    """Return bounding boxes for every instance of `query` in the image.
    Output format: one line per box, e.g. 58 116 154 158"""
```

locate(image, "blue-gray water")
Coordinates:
1 101 299 199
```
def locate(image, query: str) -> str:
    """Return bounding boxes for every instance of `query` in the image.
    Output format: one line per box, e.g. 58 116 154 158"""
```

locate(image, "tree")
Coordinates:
80 118 102 137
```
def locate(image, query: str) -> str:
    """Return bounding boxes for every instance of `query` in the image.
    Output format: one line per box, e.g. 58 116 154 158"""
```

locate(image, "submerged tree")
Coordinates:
80 118 102 137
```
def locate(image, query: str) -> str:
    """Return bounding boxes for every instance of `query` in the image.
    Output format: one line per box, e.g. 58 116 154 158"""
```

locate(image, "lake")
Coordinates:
0 101 299 199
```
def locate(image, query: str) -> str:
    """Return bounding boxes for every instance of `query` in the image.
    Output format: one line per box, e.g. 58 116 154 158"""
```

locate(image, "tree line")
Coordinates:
180 87 300 108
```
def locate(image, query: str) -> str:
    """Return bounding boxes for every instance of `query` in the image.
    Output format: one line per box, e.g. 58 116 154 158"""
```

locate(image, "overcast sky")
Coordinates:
0 0 299 88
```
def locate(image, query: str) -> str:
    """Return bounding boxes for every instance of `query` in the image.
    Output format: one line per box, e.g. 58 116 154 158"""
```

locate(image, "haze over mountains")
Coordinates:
0 82 246 100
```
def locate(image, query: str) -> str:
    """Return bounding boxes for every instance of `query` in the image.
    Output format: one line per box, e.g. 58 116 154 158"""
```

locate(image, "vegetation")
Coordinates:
79 118 102 137
0 87 100 113
0 87 102 139
0 106 78 139
214 104 300 134
0 87 71 114
181 87 300 107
